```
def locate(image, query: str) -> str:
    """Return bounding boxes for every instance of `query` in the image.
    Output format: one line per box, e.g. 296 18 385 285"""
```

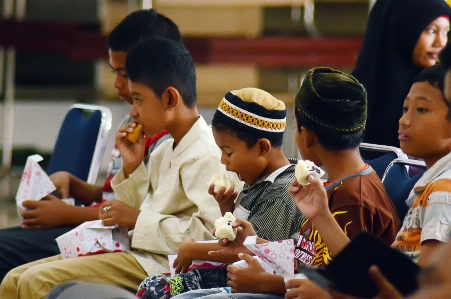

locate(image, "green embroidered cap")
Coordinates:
295 67 367 133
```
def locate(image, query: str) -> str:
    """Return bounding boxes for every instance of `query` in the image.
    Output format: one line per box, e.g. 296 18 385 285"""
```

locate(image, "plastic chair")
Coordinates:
46 104 112 184
360 143 407 179
381 158 426 220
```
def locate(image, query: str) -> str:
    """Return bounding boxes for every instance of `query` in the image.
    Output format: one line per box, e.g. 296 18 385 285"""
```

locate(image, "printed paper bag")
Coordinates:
15 154 56 221
233 236 295 278
56 220 130 259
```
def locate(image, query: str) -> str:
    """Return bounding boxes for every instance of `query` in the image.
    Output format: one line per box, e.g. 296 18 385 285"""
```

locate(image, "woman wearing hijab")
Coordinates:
352 0 451 148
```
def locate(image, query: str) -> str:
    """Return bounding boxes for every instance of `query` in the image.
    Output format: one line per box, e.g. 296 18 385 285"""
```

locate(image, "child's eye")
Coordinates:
111 69 128 79
402 107 408 114
133 98 142 104
416 107 428 113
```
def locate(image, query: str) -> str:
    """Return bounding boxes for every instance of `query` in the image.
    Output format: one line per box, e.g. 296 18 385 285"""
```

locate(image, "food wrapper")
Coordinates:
56 220 130 259
15 154 57 221
233 236 295 278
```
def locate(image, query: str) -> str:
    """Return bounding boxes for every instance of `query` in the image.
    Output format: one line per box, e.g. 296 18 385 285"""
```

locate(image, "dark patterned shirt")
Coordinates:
233 159 306 241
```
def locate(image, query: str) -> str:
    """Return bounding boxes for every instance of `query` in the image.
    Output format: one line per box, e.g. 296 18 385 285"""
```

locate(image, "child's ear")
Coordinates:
302 126 315 148
257 138 272 157
162 87 180 110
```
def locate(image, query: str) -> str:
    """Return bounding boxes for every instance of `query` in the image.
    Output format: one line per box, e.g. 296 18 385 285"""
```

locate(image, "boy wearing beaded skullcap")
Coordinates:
136 88 306 299
170 68 401 299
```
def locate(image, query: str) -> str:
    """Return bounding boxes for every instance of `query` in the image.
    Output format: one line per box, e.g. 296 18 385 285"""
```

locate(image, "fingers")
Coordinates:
217 238 229 247
285 278 304 289
21 207 38 219
101 217 116 226
238 252 255 264
208 184 216 195
99 203 113 219
21 223 44 230
368 265 402 298
207 248 227 257
21 200 40 209
231 218 252 230
175 263 182 274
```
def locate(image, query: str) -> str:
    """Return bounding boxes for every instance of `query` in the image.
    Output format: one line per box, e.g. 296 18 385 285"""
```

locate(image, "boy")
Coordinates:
0 39 223 299
174 67 400 299
137 88 305 298
0 9 178 281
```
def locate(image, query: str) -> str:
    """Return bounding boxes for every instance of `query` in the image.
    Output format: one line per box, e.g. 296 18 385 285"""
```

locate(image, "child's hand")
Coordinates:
99 201 140 229
173 237 195 274
116 122 145 177
288 175 329 222
21 194 72 229
226 253 267 293
49 171 71 199
208 218 256 257
285 279 332 299
208 184 238 214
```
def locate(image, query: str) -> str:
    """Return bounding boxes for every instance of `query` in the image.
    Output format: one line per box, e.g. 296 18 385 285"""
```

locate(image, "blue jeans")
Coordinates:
172 288 285 299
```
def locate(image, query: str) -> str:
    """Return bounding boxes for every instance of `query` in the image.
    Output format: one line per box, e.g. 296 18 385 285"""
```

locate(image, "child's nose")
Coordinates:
114 74 124 90
399 113 410 127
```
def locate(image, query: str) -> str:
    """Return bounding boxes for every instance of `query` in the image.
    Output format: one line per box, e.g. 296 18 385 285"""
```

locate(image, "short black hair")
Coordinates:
412 64 451 120
126 38 197 107
107 9 182 51
294 106 363 151
211 119 284 149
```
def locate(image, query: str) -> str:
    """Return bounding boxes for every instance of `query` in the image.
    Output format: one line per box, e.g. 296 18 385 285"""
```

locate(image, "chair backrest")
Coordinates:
381 158 426 220
46 104 112 184
360 142 407 179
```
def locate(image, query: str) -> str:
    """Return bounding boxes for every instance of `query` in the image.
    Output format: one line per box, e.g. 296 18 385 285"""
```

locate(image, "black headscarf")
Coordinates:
352 0 451 147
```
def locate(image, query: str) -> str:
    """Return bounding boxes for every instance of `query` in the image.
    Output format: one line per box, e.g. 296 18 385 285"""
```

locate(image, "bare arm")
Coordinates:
174 237 241 273
50 171 103 206
21 195 101 229
417 240 442 267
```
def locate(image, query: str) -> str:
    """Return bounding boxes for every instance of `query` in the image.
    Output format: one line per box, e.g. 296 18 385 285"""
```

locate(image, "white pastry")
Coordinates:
295 160 325 186
214 212 237 241
209 173 234 193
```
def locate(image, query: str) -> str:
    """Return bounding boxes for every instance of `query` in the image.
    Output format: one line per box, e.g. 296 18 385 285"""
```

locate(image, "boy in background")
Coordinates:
138 88 305 298
0 9 177 281
0 38 222 299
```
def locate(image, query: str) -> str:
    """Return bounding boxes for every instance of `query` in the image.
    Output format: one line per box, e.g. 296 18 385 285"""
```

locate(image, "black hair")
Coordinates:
413 64 451 120
294 109 363 151
126 38 197 107
211 118 283 149
107 9 182 51
439 43 451 71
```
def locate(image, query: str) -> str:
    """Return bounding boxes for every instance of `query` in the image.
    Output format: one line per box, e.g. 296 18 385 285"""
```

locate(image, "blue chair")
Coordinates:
46 104 112 184
381 158 426 220
360 143 407 179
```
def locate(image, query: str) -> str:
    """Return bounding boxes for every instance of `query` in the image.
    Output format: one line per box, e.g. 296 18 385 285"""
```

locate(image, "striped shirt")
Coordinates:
396 151 451 262
233 159 306 241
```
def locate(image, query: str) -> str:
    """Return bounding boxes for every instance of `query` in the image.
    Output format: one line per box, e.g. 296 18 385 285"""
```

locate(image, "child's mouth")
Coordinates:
398 133 408 141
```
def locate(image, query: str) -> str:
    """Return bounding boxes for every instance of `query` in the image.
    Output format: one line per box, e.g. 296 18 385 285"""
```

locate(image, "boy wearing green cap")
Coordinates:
172 67 400 299
137 87 306 298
